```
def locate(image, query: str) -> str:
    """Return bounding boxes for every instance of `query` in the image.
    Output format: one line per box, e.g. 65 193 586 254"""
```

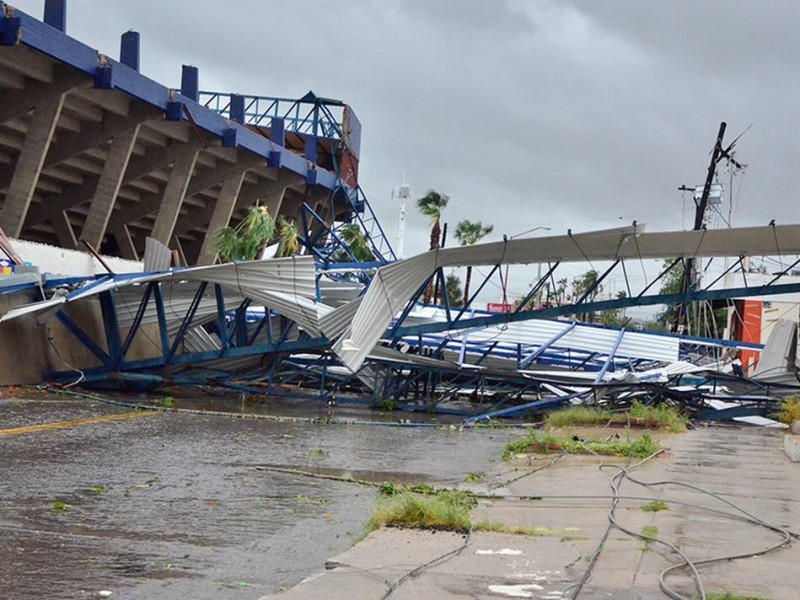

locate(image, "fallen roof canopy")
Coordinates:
333 223 800 372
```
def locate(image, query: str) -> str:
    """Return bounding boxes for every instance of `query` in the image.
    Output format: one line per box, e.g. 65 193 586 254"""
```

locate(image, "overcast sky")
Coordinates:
10 0 800 305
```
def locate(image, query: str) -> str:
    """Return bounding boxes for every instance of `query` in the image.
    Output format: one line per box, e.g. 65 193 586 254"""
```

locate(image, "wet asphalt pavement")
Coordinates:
0 394 516 599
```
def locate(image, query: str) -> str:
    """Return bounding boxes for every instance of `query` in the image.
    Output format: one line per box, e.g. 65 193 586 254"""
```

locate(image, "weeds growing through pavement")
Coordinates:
640 525 659 551
775 395 800 425
639 500 669 512
473 520 560 537
504 430 660 460
546 406 613 428
545 401 687 433
366 483 477 534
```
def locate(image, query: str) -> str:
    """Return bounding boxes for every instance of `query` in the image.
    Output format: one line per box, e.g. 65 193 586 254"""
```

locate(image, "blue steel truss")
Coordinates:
199 90 346 142
201 89 395 263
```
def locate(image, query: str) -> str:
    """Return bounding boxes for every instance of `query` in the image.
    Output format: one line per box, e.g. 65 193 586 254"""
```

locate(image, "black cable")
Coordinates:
380 528 472 599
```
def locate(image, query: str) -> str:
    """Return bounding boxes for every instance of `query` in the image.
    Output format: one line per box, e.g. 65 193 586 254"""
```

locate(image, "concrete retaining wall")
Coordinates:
0 291 164 386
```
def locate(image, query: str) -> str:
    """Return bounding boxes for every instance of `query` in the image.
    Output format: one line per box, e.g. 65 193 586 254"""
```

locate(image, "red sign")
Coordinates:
486 302 514 313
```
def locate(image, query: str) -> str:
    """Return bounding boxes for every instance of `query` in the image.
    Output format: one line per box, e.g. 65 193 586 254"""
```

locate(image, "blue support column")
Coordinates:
594 328 626 384
167 282 207 362
99 291 123 368
304 135 318 164
230 94 245 123
119 30 140 71
271 117 285 147
43 0 66 32
520 322 577 368
235 304 248 347
181 65 199 101
214 284 229 350
121 283 153 356
152 283 170 356
55 312 111 366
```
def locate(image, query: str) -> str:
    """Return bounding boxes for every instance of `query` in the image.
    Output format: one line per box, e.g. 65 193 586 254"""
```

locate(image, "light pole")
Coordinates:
501 226 551 308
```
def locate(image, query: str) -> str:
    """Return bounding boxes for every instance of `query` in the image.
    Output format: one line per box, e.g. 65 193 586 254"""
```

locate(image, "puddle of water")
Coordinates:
0 396 518 599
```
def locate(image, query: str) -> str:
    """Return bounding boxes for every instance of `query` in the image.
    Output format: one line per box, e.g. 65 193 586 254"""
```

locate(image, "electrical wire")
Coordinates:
607 464 794 600
43 387 534 430
380 528 472 599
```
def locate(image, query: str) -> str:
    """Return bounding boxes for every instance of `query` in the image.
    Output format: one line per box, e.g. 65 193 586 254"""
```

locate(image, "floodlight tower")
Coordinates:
394 178 411 259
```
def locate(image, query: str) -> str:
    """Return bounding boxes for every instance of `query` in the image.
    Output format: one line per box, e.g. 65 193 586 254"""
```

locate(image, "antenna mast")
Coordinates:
395 177 410 259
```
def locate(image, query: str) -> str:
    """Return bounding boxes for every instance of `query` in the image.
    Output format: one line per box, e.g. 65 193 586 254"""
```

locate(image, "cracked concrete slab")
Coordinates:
263 425 799 600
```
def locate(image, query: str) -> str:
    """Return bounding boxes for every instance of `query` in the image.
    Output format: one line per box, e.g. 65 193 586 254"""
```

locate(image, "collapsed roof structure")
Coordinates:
1 2 799 425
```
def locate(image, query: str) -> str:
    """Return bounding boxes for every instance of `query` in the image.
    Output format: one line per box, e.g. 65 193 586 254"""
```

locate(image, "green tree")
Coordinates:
657 259 726 336
416 189 449 303
215 204 276 262
454 220 493 301
274 216 300 258
552 278 568 306
572 269 603 322
445 273 464 307
334 223 375 262
598 291 629 327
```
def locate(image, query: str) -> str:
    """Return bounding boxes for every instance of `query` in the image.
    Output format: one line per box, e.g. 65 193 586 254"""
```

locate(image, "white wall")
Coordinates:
761 301 800 343
10 238 143 277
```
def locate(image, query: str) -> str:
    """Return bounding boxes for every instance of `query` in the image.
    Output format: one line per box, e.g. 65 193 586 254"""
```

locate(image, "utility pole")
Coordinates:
673 121 727 333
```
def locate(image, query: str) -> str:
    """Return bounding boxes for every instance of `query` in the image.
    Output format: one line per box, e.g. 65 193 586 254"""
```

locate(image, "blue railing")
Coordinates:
199 90 344 140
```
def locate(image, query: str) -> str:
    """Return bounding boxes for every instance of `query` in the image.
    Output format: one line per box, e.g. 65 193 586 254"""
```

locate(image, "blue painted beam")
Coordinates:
393 281 800 339
55 312 110 366
519 321 578 368
121 283 152 356
594 327 625 384
0 7 342 191
463 391 587 422
50 337 330 379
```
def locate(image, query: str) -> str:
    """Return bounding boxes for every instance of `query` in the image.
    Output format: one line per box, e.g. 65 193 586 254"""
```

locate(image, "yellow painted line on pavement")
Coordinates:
0 411 157 436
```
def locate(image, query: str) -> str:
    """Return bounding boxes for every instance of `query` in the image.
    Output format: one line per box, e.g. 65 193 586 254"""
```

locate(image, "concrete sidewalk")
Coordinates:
261 426 800 599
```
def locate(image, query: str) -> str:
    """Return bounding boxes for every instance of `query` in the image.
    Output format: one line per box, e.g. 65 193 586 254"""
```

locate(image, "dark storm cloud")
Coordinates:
8 0 800 265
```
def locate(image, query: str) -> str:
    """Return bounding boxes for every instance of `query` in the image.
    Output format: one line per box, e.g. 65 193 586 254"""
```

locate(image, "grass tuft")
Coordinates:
626 401 687 433
774 395 800 425
504 431 660 460
367 488 476 533
474 520 560 537
546 406 612 428
640 525 659 551
640 500 669 512
544 401 687 433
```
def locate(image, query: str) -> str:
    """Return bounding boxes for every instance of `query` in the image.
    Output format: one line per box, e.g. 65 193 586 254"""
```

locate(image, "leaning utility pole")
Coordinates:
673 122 727 333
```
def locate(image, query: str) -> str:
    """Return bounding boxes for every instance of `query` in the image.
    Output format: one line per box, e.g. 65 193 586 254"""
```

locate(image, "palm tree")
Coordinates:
334 223 375 262
215 203 276 262
454 220 493 301
274 216 300 258
416 189 449 303
573 269 602 322
416 189 449 251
